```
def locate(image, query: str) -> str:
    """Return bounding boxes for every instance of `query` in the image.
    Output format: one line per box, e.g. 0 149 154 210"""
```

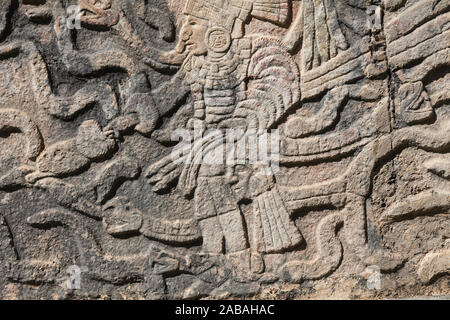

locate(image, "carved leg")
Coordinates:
198 217 224 254
218 210 248 253
194 176 248 254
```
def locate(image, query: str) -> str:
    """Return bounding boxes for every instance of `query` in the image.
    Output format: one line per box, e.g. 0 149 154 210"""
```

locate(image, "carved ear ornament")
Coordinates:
205 27 231 53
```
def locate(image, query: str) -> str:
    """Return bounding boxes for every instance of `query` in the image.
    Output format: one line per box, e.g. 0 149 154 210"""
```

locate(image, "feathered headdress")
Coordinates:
183 0 290 35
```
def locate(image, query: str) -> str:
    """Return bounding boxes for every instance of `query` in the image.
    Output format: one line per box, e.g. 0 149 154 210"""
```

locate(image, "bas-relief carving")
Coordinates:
0 0 448 299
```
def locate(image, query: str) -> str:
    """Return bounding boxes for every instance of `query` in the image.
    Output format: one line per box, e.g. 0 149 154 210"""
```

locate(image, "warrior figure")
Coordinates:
146 0 303 274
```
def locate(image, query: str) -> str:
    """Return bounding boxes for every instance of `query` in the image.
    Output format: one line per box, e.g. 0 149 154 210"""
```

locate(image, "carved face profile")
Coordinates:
177 16 209 56
157 0 292 65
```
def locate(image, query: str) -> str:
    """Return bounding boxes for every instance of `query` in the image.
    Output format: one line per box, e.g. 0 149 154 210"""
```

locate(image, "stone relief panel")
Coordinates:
0 0 448 299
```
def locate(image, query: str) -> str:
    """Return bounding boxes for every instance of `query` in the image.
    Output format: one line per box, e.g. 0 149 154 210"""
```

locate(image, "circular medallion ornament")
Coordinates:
205 27 231 53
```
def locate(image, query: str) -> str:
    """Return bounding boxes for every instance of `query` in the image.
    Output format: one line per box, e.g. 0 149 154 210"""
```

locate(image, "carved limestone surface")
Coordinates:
0 0 448 300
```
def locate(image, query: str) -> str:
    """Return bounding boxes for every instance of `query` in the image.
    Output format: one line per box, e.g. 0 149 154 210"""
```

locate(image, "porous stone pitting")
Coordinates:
0 0 448 299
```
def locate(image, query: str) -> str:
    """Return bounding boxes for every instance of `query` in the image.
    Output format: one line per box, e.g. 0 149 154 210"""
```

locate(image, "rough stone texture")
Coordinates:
0 0 448 300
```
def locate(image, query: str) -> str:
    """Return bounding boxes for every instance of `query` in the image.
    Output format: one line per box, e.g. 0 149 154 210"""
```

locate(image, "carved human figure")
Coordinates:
146 0 303 274
0 0 448 296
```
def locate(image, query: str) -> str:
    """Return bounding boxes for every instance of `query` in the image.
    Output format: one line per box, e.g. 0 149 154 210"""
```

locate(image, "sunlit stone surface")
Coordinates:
0 0 448 299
